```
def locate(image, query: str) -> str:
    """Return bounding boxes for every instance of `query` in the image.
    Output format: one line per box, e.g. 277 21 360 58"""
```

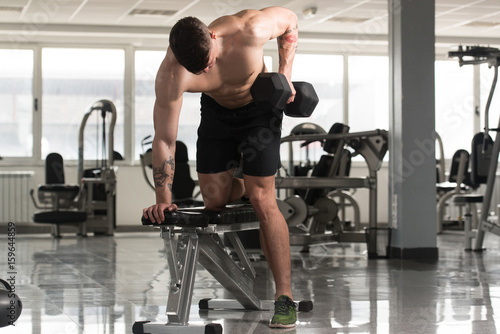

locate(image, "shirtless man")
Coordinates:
142 7 298 328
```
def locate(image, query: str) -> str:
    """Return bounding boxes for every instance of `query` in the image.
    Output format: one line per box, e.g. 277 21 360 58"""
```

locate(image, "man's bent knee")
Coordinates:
198 169 240 211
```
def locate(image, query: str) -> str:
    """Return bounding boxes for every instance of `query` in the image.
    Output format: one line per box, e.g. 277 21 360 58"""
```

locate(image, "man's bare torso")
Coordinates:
160 10 268 109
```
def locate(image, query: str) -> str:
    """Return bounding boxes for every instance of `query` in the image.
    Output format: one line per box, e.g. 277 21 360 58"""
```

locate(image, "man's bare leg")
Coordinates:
244 174 292 300
198 171 292 300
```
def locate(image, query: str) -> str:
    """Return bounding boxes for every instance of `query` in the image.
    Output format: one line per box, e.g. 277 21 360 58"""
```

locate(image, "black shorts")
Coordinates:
196 94 283 177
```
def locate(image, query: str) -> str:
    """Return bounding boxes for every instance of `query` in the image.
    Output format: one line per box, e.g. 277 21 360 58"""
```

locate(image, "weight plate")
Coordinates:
284 196 308 227
313 197 338 224
277 199 294 221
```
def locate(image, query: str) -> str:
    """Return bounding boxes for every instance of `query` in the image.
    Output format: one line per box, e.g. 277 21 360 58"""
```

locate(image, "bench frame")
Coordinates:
133 205 312 334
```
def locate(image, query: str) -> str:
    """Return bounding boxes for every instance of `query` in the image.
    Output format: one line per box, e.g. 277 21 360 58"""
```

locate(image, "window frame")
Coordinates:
0 44 38 165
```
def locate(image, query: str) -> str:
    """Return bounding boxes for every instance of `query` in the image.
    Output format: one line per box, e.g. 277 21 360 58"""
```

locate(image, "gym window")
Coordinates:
288 54 344 135
435 60 474 158
0 49 34 158
41 48 125 161
1 47 489 164
135 50 164 161
284 54 344 163
348 55 389 132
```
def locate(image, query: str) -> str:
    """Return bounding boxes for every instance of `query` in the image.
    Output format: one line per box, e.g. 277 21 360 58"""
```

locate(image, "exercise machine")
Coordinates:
31 99 118 237
134 205 313 334
276 123 389 258
448 46 500 250
436 141 476 233
78 99 118 236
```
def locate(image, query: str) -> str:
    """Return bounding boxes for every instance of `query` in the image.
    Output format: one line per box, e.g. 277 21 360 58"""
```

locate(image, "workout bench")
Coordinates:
133 204 313 334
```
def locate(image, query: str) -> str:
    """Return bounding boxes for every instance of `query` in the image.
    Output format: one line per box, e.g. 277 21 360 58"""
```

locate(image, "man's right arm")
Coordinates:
143 52 185 223
245 7 298 102
152 96 182 204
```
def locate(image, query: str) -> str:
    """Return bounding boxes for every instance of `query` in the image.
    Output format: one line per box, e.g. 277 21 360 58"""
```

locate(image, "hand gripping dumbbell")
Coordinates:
250 72 319 117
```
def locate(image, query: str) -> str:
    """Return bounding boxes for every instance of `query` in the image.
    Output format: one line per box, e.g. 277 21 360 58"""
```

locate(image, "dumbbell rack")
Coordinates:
448 46 500 250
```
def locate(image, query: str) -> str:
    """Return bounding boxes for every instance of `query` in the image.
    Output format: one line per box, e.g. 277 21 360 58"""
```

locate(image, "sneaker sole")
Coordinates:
269 322 296 329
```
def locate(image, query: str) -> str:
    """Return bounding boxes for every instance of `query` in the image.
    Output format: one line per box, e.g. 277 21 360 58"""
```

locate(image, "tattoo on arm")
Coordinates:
278 25 298 51
153 156 175 190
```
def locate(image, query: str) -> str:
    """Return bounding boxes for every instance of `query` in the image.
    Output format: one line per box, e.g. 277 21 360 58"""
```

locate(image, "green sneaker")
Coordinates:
270 295 297 328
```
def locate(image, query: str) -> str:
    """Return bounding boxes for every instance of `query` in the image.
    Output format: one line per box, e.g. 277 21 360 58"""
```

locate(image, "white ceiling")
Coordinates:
0 0 499 52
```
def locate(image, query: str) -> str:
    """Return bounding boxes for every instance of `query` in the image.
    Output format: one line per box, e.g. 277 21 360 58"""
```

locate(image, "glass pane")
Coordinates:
0 49 33 157
134 50 202 161
289 54 343 133
42 48 125 161
134 53 272 161
435 60 474 158
285 54 344 164
263 56 272 72
348 56 389 132
135 50 165 159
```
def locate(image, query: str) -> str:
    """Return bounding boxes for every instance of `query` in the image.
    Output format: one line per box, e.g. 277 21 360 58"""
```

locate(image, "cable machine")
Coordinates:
449 46 500 250
78 99 118 236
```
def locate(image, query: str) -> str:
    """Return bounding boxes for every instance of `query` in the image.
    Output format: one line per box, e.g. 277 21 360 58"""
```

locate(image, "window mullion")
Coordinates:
33 46 42 162
343 54 349 125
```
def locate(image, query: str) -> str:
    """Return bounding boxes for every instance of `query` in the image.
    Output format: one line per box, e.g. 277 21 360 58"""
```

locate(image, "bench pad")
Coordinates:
141 204 257 227
33 211 87 224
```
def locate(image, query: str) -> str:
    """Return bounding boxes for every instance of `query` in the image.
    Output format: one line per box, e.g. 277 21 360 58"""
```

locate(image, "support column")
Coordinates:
388 0 438 259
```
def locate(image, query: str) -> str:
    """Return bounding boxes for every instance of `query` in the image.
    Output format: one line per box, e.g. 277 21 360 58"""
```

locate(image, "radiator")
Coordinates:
0 171 35 223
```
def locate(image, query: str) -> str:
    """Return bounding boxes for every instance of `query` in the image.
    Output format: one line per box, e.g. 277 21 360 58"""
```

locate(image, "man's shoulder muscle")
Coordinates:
156 50 197 96
156 49 219 97
210 10 269 42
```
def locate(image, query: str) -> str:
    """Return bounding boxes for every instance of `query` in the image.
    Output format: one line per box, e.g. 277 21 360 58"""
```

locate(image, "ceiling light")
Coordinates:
0 6 24 13
302 7 317 20
129 9 177 18
466 21 500 28
328 16 369 23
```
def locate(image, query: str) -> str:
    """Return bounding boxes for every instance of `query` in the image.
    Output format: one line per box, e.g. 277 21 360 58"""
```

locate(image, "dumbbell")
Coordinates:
250 72 319 117
0 279 22 327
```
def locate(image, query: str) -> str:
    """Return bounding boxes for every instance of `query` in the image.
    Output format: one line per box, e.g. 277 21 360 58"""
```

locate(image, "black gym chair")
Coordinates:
30 152 87 238
302 123 358 233
451 132 494 249
436 149 473 232
286 122 327 198
303 123 352 205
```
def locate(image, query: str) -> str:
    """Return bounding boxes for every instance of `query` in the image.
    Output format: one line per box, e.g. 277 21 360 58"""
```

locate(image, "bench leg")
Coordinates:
132 230 224 334
198 233 261 310
162 230 200 325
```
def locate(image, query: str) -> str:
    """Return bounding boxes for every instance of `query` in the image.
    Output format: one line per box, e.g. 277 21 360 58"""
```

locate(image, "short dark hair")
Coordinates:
169 17 211 74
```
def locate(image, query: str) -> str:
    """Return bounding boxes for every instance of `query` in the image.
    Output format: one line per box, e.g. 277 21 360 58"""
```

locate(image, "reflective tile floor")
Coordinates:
2 229 500 334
